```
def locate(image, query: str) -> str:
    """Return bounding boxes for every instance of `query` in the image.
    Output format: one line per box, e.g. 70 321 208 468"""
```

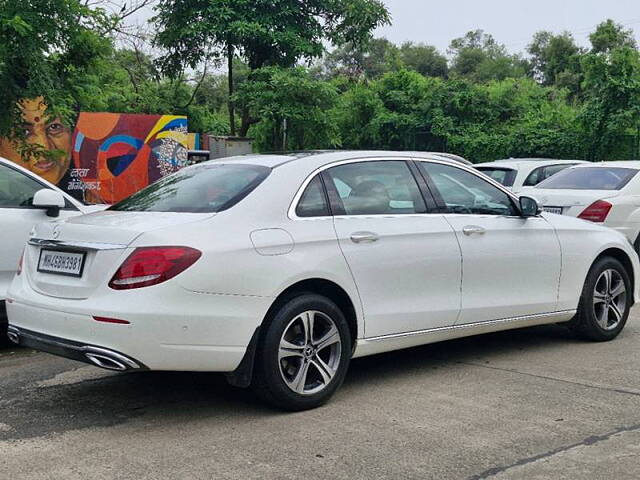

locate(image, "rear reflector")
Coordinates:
93 316 131 325
109 246 202 290
578 200 613 223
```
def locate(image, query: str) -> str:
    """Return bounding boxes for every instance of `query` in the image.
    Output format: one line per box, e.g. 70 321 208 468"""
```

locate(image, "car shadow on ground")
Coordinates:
2 324 582 441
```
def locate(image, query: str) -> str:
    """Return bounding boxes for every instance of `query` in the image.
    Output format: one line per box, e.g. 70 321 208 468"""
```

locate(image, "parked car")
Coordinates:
0 157 102 344
6 151 638 410
525 161 640 251
476 159 586 193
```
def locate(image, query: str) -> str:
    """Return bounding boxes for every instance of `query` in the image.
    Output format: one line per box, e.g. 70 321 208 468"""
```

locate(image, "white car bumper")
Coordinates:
6 277 272 372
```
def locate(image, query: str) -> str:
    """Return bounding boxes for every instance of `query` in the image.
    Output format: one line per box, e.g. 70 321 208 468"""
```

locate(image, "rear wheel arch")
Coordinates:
263 279 359 347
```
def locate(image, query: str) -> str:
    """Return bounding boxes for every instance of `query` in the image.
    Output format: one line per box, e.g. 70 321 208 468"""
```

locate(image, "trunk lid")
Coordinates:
25 211 212 299
524 188 621 217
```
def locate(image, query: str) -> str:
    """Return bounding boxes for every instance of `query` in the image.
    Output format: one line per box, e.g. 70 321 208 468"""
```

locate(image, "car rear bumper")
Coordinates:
6 279 272 372
7 325 147 371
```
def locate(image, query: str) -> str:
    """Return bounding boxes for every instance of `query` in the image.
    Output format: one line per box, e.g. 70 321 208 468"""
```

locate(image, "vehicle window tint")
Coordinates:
325 161 426 215
537 167 638 191
542 164 572 181
296 176 330 217
0 163 44 208
523 166 545 186
420 162 517 216
110 163 271 213
476 167 517 187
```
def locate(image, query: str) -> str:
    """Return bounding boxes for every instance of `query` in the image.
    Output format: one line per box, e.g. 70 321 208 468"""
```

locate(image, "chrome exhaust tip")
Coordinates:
85 352 128 371
83 346 141 372
7 327 20 345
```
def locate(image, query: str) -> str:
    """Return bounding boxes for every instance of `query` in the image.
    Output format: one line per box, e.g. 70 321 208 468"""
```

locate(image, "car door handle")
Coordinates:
462 225 486 236
350 232 379 244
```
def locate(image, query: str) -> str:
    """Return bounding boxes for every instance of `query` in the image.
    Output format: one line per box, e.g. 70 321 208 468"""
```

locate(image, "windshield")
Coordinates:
536 167 638 191
476 167 517 187
109 163 271 213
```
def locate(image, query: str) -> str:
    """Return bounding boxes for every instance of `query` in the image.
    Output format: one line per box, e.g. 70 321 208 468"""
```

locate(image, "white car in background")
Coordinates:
476 159 586 193
0 157 102 342
6 151 639 410
525 161 640 252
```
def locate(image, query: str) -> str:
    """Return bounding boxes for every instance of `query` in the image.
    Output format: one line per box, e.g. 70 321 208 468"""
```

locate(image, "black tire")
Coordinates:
252 293 352 411
570 256 632 342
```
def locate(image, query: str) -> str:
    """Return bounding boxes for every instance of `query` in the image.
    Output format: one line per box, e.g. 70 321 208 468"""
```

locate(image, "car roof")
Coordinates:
477 159 587 169
572 160 640 170
202 150 472 170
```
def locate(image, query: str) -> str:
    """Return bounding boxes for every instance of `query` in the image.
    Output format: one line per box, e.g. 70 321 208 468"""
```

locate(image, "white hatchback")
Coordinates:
7 152 639 410
526 161 640 251
0 157 101 342
476 159 586 193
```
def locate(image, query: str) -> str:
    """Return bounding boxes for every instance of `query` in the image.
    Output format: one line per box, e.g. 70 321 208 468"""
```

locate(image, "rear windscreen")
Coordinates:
109 163 271 213
476 167 517 187
536 167 638 191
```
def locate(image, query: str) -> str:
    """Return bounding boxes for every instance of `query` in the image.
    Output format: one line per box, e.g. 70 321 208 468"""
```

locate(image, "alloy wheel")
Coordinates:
592 269 627 331
278 310 342 395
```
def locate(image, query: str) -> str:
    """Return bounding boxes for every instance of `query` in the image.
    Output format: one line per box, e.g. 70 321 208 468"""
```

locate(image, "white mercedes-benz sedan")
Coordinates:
6 151 639 410
525 161 640 251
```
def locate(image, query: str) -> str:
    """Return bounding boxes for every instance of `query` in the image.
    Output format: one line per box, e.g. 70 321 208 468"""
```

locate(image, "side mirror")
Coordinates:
32 189 65 217
519 196 541 217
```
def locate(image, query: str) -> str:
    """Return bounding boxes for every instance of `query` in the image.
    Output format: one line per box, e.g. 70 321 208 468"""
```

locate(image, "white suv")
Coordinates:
0 157 100 342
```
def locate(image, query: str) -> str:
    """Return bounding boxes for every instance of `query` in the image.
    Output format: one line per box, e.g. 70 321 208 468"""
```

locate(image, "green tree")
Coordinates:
580 46 640 160
321 38 401 79
527 31 583 93
153 0 390 136
0 0 112 139
399 42 448 78
449 30 526 82
234 66 339 151
590 19 637 54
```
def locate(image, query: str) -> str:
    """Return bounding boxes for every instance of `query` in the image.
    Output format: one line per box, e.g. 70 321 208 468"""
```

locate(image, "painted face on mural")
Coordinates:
0 97 72 185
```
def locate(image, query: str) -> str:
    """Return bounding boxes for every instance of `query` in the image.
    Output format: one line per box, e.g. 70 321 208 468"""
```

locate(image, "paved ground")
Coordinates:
1 311 640 480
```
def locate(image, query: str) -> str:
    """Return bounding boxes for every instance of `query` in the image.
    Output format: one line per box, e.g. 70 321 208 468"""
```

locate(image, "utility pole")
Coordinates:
228 42 236 137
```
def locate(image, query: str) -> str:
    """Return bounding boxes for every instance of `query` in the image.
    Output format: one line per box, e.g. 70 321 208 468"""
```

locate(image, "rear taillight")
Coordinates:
578 200 613 223
17 249 24 276
109 246 201 290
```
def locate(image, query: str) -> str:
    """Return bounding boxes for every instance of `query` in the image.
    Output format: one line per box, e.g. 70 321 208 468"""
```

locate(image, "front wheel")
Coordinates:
253 294 352 411
570 256 632 341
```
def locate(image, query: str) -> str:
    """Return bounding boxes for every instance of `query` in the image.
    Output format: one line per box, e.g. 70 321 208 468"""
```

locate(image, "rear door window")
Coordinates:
324 161 427 215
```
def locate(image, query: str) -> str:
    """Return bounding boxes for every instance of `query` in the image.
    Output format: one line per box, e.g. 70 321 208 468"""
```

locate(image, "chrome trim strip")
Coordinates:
28 238 127 251
366 310 576 342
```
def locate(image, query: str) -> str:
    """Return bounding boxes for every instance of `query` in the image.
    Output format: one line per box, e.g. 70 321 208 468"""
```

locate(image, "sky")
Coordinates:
375 0 640 53
129 0 640 55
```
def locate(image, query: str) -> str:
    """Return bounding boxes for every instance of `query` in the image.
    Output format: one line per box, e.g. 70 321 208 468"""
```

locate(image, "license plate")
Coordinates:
37 249 86 277
543 206 563 215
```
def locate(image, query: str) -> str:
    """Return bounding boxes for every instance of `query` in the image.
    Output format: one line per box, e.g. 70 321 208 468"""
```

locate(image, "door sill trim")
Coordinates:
352 310 576 359
366 310 576 342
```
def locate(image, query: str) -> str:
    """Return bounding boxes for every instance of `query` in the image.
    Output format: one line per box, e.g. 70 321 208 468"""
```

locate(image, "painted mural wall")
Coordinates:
71 113 188 204
0 99 189 204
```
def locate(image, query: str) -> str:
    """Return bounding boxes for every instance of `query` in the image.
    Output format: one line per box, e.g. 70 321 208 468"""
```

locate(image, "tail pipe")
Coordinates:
7 326 143 372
